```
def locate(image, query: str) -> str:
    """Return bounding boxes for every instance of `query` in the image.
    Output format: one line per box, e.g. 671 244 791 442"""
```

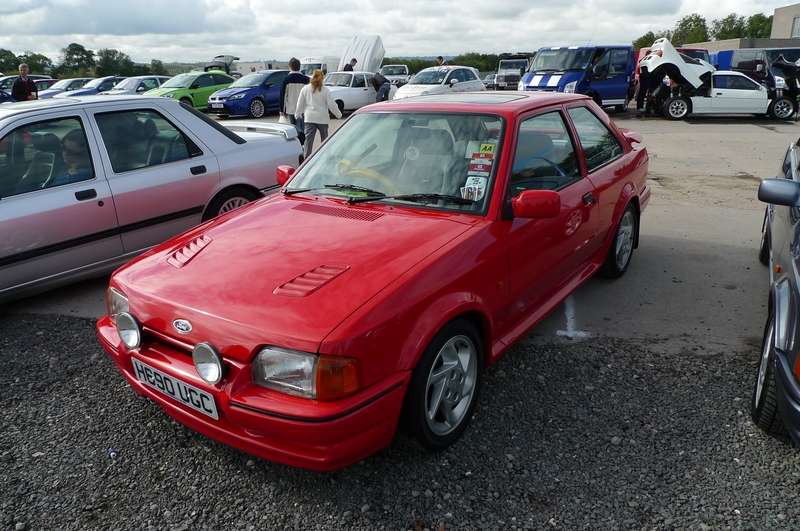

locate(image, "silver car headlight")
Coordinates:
564 81 577 93
106 287 129 322
253 347 317 398
193 342 224 385
116 312 141 350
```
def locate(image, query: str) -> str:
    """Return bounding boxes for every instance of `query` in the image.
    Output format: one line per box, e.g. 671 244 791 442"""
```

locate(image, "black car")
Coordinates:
755 141 800 442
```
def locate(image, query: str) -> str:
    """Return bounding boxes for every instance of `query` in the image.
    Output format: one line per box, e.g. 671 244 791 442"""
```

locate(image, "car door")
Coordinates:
504 108 600 318
589 48 631 106
351 74 372 108
0 111 122 296
264 71 287 111
89 104 221 253
712 74 769 113
565 104 632 253
461 68 484 91
138 78 160 95
191 74 218 108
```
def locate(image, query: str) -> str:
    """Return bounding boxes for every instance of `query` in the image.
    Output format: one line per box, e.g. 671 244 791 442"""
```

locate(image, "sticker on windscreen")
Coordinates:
461 176 487 201
479 143 496 155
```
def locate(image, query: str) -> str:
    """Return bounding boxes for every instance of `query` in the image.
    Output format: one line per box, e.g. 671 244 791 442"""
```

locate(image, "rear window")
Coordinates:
181 103 246 145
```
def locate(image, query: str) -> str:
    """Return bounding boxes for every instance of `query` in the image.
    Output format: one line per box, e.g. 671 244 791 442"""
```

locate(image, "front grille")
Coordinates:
142 326 193 356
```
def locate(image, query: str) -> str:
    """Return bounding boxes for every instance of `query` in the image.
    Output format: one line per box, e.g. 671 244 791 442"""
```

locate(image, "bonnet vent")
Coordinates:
273 265 350 297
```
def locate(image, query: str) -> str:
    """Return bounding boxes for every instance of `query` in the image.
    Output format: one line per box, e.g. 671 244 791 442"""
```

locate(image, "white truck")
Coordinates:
300 56 339 76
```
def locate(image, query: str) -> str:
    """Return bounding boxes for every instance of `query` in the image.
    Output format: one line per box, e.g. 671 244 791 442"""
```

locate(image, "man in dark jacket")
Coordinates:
11 64 37 102
280 57 310 145
343 58 357 71
372 72 391 102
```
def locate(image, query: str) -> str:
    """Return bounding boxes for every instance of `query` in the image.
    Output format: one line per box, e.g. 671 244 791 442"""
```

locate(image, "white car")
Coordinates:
394 66 485 100
325 71 395 112
663 70 796 120
0 95 301 301
100 76 171 96
379 64 411 85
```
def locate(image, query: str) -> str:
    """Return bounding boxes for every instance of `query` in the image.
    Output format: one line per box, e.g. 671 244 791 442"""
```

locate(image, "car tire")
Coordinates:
751 307 788 438
336 100 345 114
179 97 193 108
600 204 638 278
249 98 266 119
663 96 690 120
759 209 770 266
770 96 796 120
404 319 483 451
203 187 261 221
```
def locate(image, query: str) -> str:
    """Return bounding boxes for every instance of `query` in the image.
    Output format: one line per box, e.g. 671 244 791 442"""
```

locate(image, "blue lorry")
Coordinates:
519 45 635 111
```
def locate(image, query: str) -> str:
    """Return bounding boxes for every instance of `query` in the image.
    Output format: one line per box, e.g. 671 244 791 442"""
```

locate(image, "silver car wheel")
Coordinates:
756 318 775 406
425 335 478 436
219 197 250 213
773 99 794 120
615 210 635 270
250 99 265 118
668 99 688 119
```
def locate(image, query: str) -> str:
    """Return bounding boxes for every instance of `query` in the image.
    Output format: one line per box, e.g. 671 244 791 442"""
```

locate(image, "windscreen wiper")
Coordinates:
348 193 476 205
283 183 385 197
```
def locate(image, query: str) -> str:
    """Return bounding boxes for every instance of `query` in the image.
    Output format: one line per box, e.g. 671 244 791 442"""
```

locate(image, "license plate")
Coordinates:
211 103 223 108
132 358 219 419
498 82 507 87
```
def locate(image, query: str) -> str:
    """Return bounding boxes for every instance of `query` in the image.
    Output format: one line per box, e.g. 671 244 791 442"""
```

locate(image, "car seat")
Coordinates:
394 128 455 195
15 133 62 193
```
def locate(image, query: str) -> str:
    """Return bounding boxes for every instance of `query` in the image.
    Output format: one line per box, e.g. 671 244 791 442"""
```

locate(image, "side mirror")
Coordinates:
136 86 146 92
276 165 296 186
758 178 800 207
449 78 459 85
620 128 643 147
511 190 561 219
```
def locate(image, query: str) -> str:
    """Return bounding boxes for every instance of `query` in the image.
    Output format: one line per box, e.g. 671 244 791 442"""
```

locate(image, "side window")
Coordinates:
463 69 478 81
99 79 117 91
140 78 159 91
609 49 630 76
567 106 624 172
94 109 202 173
0 117 95 198
591 49 611 78
195 75 215 88
352 74 366 88
211 74 232 86
267 71 287 86
509 111 581 195
714 75 759 90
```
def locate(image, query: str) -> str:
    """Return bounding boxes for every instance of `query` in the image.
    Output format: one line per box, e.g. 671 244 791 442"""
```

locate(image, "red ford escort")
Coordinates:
97 92 650 471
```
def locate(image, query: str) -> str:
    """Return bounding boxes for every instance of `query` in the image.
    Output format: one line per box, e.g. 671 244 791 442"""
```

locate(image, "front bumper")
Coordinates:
207 99 249 116
774 348 800 444
96 316 409 471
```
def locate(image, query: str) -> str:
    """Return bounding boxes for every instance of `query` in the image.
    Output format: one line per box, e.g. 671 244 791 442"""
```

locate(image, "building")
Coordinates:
772 3 800 38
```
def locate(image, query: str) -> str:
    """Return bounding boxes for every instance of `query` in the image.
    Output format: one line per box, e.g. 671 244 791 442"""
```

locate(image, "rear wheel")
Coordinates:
248 98 266 118
600 205 637 278
664 96 690 120
770 96 796 120
751 308 787 438
203 187 261 221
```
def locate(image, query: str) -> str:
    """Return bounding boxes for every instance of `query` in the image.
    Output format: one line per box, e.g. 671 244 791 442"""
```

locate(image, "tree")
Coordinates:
0 48 19 73
150 59 168 76
17 52 52 74
711 13 745 40
745 13 773 38
451 52 500 73
95 48 135 76
672 14 710 45
633 31 657 50
60 43 95 71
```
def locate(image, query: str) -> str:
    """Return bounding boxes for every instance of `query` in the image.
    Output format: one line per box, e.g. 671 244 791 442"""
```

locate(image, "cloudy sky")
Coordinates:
0 0 791 63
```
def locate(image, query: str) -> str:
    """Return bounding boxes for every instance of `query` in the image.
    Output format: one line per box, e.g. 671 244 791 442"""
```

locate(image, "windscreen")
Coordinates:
84 77 113 88
531 48 594 71
409 68 449 85
286 112 504 214
499 60 528 72
325 73 352 87
161 74 195 88
50 79 78 89
380 65 407 76
111 78 140 90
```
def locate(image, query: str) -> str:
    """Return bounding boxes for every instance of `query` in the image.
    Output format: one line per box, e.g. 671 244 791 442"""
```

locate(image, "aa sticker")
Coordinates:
479 143 496 155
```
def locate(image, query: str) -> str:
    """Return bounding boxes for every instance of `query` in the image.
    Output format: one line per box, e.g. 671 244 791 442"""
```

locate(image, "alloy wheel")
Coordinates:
615 210 635 270
668 99 688 119
250 99 265 118
424 335 478 436
774 99 794 120
219 197 250 214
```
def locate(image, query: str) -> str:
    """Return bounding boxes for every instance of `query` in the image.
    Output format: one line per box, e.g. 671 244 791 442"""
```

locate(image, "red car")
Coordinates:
97 92 650 471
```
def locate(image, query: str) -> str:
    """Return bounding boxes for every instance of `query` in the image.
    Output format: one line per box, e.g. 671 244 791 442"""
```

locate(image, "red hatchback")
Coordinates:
97 92 650 471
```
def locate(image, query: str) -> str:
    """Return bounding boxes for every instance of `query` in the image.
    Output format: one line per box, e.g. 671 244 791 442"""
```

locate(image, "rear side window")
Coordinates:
352 75 366 88
713 75 760 90
567 107 624 172
94 109 202 173
0 116 95 198
509 111 581 194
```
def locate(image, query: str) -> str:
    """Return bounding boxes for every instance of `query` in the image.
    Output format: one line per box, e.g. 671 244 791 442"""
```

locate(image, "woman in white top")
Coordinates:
295 69 342 158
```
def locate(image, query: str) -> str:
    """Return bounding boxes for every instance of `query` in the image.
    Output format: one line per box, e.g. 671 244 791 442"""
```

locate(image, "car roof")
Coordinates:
328 71 374 75
364 91 590 115
539 45 632 51
0 95 177 120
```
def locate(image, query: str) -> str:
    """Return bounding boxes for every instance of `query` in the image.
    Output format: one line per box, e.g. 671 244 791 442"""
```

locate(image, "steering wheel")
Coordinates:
337 160 399 195
518 156 568 178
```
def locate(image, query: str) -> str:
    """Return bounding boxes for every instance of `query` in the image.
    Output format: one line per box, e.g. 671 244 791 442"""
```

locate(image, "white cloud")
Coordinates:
0 0 789 63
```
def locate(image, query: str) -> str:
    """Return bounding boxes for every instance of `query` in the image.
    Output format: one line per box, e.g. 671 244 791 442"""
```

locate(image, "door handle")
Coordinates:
75 189 97 201
582 192 594 206
715 92 723 95
190 165 207 175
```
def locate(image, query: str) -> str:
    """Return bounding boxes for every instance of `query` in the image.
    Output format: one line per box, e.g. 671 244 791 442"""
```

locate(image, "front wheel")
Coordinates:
770 96 796 120
203 187 261 221
751 308 787 438
248 98 266 118
600 205 638 278
663 96 690 120
404 319 483 451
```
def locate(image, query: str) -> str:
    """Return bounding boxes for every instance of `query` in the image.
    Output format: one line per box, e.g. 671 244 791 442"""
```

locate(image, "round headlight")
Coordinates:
193 342 224 385
116 312 141 349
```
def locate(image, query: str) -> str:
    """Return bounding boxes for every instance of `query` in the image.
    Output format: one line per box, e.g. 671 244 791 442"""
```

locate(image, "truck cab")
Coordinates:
519 45 635 111
495 55 531 90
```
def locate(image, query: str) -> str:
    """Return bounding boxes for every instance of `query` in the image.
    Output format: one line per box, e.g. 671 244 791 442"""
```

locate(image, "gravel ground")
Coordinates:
2 314 800 530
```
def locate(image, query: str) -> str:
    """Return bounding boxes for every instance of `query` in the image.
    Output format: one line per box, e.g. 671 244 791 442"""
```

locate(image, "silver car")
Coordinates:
100 76 171 96
0 95 301 302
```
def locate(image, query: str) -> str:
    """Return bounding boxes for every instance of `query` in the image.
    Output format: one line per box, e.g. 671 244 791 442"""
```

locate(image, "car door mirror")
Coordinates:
276 165 296 186
136 86 146 92
756 64 765 73
511 190 561 219
449 78 459 85
758 178 800 207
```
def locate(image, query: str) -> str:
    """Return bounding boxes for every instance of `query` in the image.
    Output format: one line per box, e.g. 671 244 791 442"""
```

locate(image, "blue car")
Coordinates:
0 89 12 104
207 70 289 118
53 76 126 98
519 45 635 111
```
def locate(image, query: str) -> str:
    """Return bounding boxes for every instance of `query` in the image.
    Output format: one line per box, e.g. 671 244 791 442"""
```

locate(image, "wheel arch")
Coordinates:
201 182 262 221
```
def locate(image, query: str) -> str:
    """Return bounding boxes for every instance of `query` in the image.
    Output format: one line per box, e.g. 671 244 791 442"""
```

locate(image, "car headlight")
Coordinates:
193 342 224 385
252 347 359 400
229 94 245 100
116 312 141 350
163 93 175 98
564 81 577 93
106 287 129 322
775 76 787 90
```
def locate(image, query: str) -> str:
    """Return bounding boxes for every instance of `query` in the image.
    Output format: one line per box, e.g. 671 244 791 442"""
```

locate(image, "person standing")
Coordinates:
12 64 37 102
280 57 310 145
372 72 391 102
436 56 447 66
295 69 342 158
343 58 357 71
